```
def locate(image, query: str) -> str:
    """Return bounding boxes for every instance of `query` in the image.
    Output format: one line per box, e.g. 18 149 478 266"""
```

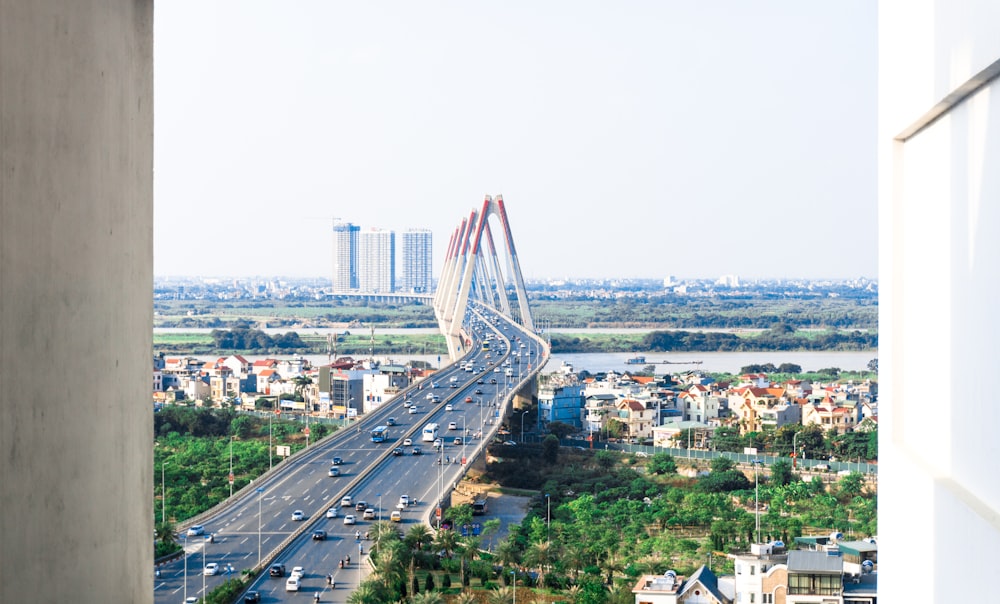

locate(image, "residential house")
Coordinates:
733 542 789 604
221 354 251 378
801 397 859 436
537 384 584 430
678 385 728 424
633 566 732 604
616 399 657 441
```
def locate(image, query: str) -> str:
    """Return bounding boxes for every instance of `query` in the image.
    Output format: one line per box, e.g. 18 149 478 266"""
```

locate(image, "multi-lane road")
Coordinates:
155 308 548 603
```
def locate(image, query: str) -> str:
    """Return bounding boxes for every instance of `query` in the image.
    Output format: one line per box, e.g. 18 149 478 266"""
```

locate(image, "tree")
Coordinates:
710 456 736 473
867 358 878 374
154 521 177 546
546 421 576 439
412 591 444 604
542 434 560 464
487 586 514 604
647 452 677 475
770 459 795 486
406 524 432 552
712 426 744 452
594 450 616 470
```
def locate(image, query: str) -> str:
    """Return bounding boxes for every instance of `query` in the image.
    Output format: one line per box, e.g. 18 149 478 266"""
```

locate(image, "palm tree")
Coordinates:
406 524 432 552
155 521 177 546
560 543 587 580
487 586 514 604
411 592 445 604
372 520 401 549
372 540 407 594
524 541 554 589
495 537 520 574
453 591 477 604
347 580 383 604
456 535 480 587
433 527 459 558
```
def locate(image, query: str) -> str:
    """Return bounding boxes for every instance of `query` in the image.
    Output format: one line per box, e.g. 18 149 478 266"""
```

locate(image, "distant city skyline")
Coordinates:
154 1 876 281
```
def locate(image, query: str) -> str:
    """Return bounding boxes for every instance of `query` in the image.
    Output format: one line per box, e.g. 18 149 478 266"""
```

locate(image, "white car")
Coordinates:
363 508 376 520
445 404 454 411
186 525 205 537
408 406 418 414
326 507 338 519
448 422 458 430
341 496 353 507
398 495 409 507
285 577 300 592
291 566 304 579
403 438 412 446
291 510 304 521
203 562 219 576
344 514 357 525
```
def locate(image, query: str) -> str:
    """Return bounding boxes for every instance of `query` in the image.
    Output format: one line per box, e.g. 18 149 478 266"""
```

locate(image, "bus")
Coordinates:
370 426 389 443
421 423 439 442
481 341 490 351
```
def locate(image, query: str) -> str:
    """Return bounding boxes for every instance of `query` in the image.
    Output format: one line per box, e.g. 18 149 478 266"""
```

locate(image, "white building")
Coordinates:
400 228 432 293
358 228 395 293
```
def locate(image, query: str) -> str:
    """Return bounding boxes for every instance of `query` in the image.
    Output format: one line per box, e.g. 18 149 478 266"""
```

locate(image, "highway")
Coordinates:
155 307 548 604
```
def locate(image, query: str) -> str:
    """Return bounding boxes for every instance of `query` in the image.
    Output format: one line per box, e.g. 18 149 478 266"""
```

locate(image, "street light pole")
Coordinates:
545 493 550 545
512 570 516 604
520 409 528 443
229 436 234 498
256 487 265 566
752 459 763 543
161 461 168 525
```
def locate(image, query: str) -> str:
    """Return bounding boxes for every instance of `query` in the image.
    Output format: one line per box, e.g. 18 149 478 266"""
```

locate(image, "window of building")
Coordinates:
763 594 773 603
750 565 755 575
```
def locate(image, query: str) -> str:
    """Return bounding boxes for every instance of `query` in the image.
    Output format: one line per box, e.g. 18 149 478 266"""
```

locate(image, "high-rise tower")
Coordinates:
358 228 395 293
331 220 359 293
400 228 433 293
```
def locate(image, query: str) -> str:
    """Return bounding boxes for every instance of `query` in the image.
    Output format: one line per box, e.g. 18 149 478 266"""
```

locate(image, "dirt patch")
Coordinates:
452 478 532 550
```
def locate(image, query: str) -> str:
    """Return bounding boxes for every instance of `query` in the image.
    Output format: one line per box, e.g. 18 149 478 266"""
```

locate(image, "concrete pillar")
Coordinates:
1 1 153 602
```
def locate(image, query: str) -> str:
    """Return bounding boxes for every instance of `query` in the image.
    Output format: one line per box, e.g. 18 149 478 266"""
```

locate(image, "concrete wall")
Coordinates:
0 1 153 602
879 0 1000 600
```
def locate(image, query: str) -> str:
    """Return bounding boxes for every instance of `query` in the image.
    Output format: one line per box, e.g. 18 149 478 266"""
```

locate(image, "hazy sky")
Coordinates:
155 1 877 281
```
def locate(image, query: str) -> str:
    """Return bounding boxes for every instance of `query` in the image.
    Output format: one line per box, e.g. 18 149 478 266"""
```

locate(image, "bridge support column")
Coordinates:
1 2 153 602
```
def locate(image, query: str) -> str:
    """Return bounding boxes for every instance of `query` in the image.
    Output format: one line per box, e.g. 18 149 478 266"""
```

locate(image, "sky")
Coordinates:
154 1 877 282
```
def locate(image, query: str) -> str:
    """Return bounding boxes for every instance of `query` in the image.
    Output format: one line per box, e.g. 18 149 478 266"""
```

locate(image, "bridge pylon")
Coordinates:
433 195 534 360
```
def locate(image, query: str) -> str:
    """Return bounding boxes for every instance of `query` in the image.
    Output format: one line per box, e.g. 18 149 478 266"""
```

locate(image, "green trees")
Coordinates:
770 459 795 486
647 452 677 475
542 434 560 464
